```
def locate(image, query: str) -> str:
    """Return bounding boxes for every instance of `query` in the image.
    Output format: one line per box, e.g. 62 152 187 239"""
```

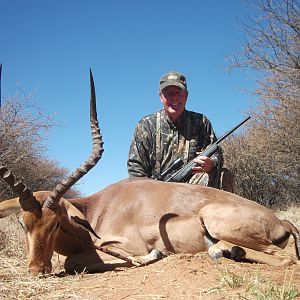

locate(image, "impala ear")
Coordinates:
69 215 101 239
0 198 21 218
62 199 101 239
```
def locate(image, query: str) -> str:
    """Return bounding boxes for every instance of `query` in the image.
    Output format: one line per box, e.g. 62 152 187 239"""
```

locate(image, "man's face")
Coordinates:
160 85 188 122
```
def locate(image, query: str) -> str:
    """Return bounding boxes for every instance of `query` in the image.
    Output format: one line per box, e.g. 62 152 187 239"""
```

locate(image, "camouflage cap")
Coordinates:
159 71 187 92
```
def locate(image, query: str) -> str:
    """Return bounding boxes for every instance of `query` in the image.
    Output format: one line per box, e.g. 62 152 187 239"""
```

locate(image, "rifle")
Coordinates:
159 116 250 182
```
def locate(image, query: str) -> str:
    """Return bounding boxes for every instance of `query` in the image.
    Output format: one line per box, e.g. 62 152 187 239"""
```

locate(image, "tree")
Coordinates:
0 92 81 200
224 0 300 207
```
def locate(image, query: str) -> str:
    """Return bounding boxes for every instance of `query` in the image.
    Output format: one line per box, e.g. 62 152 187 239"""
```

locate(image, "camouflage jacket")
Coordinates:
127 109 223 179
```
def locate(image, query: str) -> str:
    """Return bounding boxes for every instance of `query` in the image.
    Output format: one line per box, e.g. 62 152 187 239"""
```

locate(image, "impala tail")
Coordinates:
282 219 300 260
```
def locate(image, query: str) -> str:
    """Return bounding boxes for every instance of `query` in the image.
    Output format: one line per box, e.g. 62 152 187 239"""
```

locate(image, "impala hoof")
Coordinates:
231 246 246 260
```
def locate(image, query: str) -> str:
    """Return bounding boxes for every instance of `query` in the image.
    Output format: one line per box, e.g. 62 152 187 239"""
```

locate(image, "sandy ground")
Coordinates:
1 249 300 300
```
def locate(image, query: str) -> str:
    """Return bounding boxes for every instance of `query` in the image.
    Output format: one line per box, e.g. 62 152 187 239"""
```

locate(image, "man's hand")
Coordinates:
192 156 215 174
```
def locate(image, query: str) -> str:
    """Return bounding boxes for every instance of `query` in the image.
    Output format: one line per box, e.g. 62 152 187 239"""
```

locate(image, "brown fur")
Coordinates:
1 178 299 274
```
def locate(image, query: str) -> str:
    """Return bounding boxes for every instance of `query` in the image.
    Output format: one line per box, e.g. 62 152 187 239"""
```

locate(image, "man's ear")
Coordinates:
159 92 164 103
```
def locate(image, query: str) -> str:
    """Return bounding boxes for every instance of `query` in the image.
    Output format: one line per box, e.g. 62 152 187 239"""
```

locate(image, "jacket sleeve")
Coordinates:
127 121 152 178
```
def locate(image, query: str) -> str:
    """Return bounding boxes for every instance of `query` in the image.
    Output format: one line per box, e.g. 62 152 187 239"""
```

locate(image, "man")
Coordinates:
127 71 233 192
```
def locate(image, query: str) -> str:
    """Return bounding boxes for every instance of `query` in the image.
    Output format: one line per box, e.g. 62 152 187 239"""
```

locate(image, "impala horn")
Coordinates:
43 69 104 210
0 165 40 211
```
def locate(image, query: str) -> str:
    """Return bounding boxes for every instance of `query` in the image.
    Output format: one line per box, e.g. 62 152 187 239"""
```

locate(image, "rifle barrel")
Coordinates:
216 116 250 144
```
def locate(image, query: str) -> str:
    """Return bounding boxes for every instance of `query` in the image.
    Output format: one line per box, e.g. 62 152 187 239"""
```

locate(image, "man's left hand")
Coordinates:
192 156 215 174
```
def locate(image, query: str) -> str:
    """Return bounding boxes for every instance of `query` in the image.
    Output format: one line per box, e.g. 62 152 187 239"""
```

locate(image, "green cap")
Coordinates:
159 71 187 91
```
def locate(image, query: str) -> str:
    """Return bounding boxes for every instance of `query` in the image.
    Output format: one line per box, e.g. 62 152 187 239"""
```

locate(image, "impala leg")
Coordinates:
64 250 133 274
64 248 165 274
128 249 165 266
258 244 300 266
208 240 250 261
208 240 299 266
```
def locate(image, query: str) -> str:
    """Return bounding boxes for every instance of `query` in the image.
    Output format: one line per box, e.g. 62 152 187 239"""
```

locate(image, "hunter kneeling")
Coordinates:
128 70 236 192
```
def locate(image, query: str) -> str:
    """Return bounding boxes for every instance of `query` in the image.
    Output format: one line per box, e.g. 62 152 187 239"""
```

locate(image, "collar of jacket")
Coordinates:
161 109 187 131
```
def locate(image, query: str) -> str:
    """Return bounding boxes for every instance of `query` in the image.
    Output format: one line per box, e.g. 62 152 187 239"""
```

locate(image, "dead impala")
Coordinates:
0 71 299 275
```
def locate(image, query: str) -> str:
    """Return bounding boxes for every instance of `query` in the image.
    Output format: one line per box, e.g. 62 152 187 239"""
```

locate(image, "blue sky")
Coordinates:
1 1 257 196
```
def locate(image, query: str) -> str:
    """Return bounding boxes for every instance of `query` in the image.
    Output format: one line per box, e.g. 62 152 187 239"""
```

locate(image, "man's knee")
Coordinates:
188 172 209 186
187 167 235 193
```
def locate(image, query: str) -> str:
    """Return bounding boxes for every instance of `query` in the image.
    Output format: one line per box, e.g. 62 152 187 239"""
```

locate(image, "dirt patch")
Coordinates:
53 254 300 300
1 252 300 300
1 212 300 300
